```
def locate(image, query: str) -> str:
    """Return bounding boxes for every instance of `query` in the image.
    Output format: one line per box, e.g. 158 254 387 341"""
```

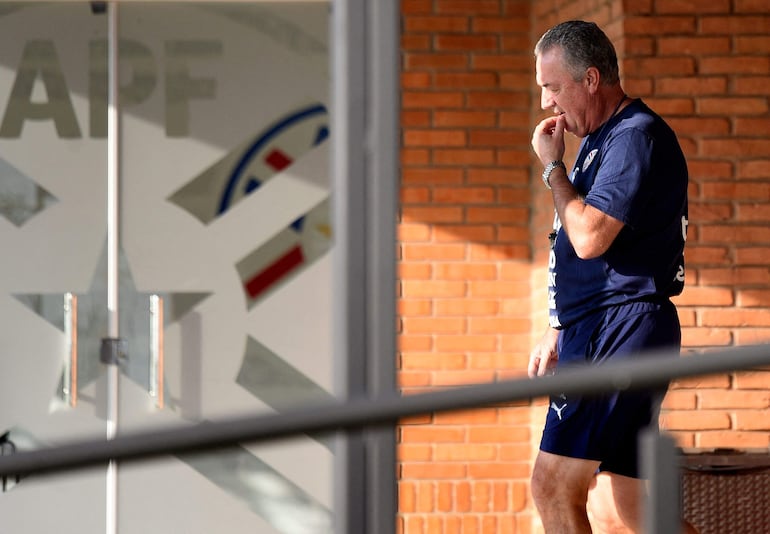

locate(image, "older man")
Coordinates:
529 21 694 534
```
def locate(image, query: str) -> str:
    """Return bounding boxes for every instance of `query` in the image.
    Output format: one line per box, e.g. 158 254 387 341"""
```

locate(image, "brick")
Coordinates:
434 72 499 88
433 149 496 166
402 72 432 89
659 410 731 430
735 410 770 430
698 97 769 115
734 246 770 264
398 299 432 316
402 91 465 109
733 370 770 389
402 462 467 479
404 53 469 70
699 225 770 244
398 223 432 241
468 426 529 443
497 225 530 243
469 317 530 335
401 425 466 443
402 34 431 50
466 206 528 224
473 16 529 33
433 110 497 127
735 0 770 11
680 327 733 347
402 352 466 370
737 204 770 222
399 263 432 280
469 281 529 298
401 186 431 203
737 160 770 179
687 160 733 180
658 36 730 55
435 336 498 352
655 76 727 95
699 15 770 34
434 262 497 279
735 35 770 54
469 462 529 479
435 0 501 15
689 202 732 223
401 206 464 223
701 308 770 327
740 289 770 307
402 167 464 185
733 76 770 95
655 0 730 13
402 148 430 165
434 224 496 242
697 431 770 449
467 91 529 110
467 168 529 185
435 299 500 316
436 482 452 512
433 186 496 203
700 56 770 75
403 317 466 334
404 16 470 33
643 97 695 115
404 129 467 147
401 0 432 14
671 372 731 389
700 182 770 201
435 34 499 51
667 117 730 135
735 117 770 137
398 370 433 387
673 286 734 306
434 443 498 462
472 54 532 71
734 329 770 345
402 110 431 128
661 390 698 410
469 129 529 147
624 15 697 35
699 389 770 409
402 279 467 297
684 245 729 264
398 444 434 462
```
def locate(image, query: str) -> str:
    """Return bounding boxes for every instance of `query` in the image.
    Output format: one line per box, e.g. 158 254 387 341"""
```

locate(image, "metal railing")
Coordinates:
0 343 768 532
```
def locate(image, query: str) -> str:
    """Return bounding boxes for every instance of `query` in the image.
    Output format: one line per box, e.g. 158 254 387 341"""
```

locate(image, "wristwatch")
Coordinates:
542 160 566 190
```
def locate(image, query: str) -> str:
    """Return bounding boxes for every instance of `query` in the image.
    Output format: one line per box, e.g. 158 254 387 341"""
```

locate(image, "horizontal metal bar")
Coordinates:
0 343 768 479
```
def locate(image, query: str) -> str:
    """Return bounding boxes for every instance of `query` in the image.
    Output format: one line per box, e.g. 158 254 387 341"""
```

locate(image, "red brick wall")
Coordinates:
398 0 770 532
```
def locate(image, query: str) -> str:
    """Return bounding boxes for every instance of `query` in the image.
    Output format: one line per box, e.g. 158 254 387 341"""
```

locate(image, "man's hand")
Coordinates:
532 114 566 166
528 327 560 378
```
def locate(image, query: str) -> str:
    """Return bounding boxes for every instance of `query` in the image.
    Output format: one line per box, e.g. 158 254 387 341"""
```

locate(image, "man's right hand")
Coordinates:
528 326 560 378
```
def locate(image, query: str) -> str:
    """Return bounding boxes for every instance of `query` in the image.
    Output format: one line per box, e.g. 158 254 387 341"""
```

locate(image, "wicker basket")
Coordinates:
681 451 770 534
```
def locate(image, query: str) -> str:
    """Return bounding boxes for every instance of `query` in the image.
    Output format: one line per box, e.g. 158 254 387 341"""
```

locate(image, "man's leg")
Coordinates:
531 450 600 533
587 471 643 533
587 471 700 534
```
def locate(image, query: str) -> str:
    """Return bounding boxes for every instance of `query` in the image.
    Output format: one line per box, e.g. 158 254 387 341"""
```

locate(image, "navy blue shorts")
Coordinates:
539 300 681 478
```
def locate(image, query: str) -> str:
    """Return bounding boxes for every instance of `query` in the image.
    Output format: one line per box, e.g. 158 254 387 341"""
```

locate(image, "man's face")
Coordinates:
536 47 592 138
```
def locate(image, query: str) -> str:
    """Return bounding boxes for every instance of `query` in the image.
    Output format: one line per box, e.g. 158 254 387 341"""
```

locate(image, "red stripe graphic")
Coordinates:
243 245 305 299
265 149 293 171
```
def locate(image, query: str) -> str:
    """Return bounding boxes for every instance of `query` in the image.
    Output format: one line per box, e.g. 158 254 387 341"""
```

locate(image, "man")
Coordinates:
528 21 693 533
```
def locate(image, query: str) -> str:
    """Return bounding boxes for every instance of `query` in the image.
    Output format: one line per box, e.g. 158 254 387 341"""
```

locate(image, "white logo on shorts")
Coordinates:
550 402 567 420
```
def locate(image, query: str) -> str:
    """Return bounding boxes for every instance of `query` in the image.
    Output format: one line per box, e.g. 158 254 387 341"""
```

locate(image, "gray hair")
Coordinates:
534 20 619 85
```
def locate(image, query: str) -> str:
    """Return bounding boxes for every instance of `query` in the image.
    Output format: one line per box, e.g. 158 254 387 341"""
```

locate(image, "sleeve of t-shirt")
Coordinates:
583 127 654 229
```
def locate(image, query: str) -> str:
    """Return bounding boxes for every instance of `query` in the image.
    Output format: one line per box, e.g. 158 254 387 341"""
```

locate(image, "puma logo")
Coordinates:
550 402 567 420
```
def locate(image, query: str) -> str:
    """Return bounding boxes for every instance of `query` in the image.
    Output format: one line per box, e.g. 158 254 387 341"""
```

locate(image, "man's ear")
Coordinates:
585 66 601 93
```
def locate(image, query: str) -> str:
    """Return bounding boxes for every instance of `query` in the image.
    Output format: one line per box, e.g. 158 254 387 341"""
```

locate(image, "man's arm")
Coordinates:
532 114 624 259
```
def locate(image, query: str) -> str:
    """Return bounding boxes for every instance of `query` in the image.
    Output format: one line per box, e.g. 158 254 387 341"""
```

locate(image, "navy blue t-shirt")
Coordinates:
548 99 688 329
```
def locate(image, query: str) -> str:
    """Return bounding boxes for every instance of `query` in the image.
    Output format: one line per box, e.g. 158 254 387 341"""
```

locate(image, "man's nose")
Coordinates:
541 89 553 110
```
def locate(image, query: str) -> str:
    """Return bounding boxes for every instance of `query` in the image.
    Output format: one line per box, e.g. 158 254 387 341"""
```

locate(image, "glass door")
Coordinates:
0 2 334 533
